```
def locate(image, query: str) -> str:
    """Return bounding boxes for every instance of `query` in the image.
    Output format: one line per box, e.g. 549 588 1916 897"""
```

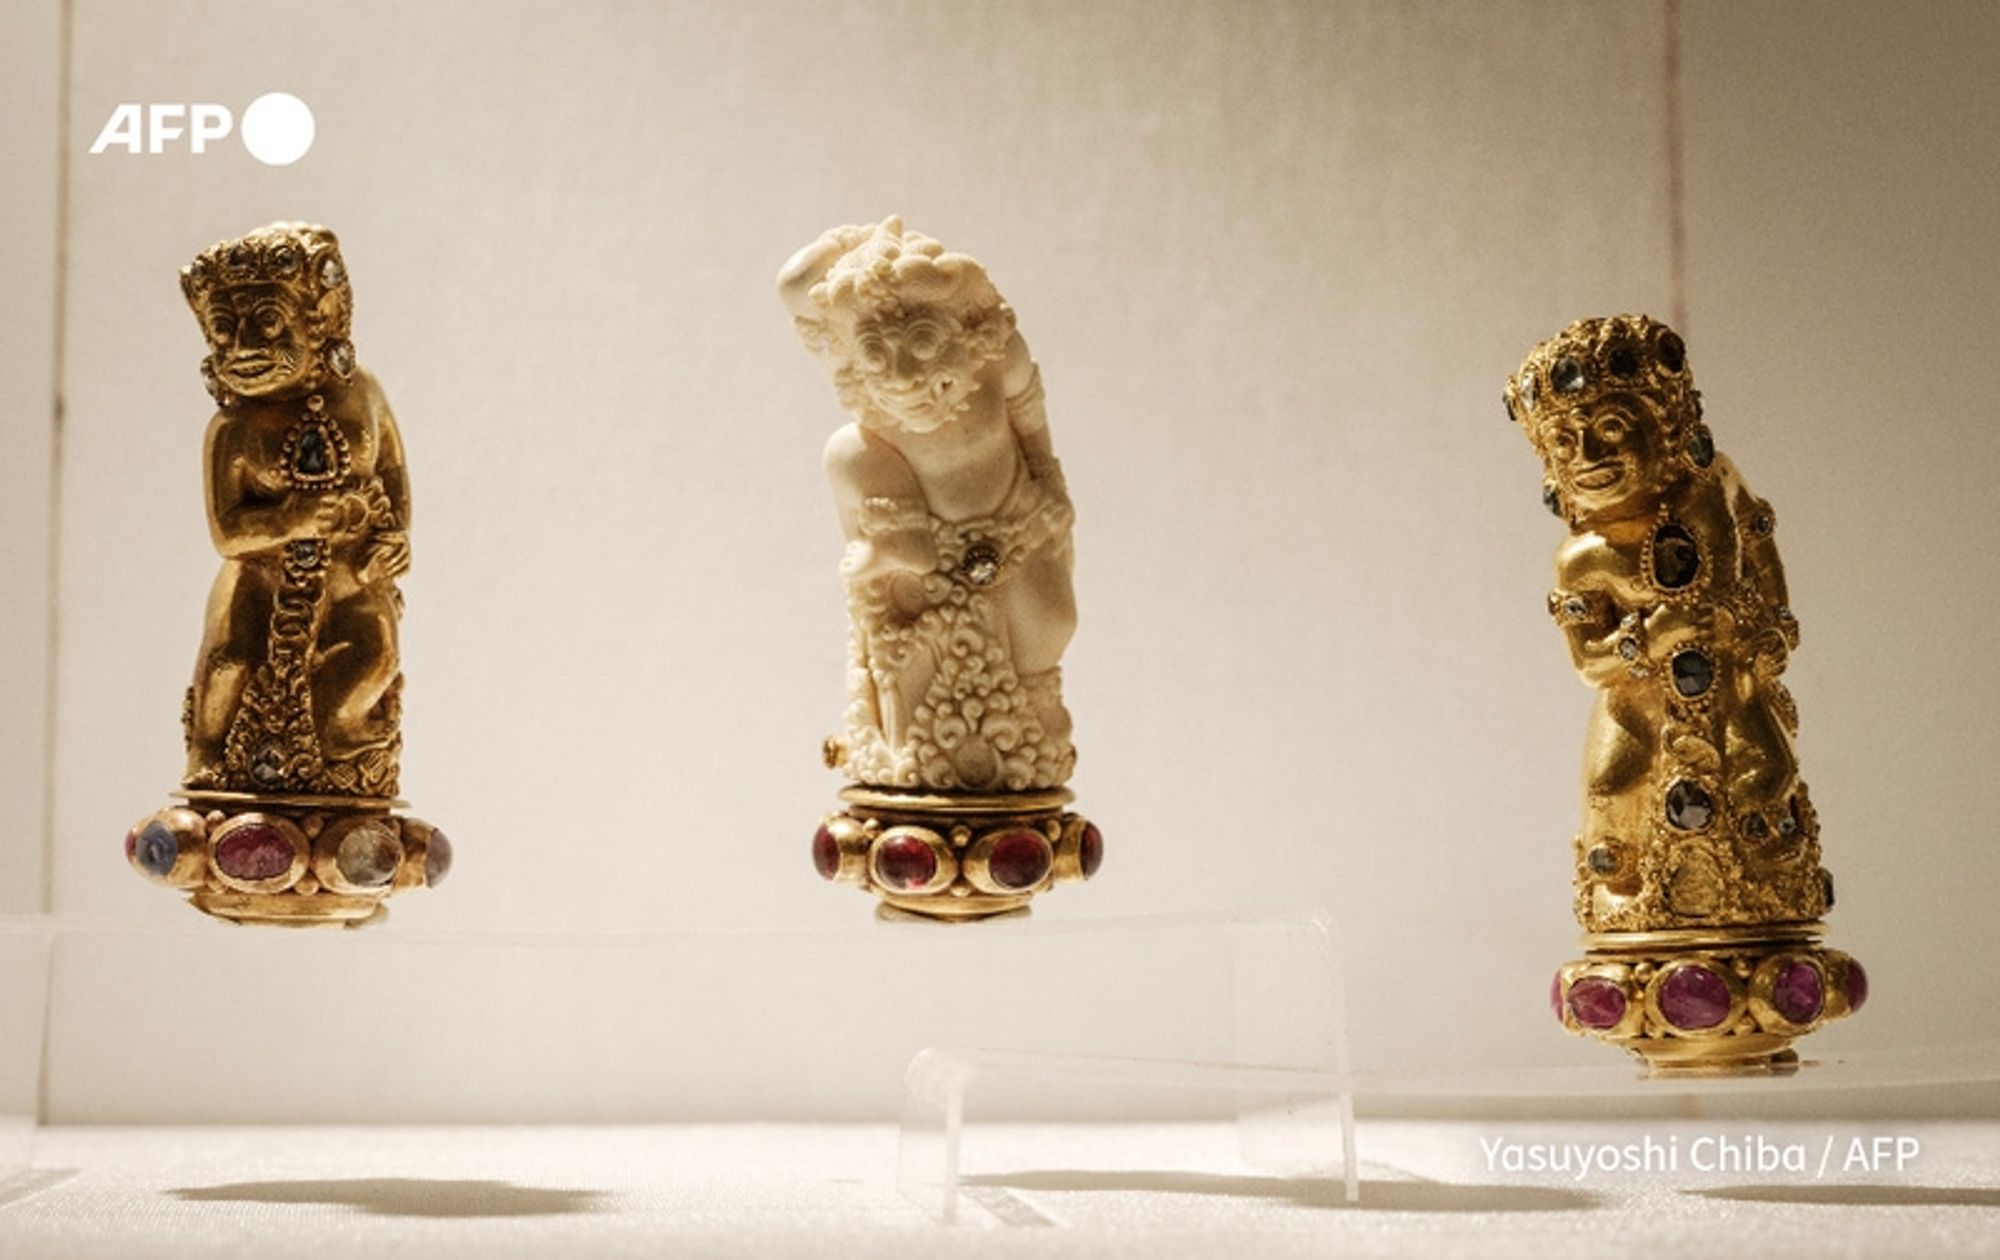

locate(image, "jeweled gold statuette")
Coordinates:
1508 316 1864 1073
780 217 1101 919
126 222 450 926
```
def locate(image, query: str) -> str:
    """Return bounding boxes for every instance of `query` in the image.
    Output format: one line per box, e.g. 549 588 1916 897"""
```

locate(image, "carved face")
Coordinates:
203 284 315 398
847 308 979 433
1538 401 1666 520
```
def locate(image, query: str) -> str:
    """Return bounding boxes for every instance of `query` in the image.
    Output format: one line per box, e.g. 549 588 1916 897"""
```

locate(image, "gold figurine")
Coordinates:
780 218 1101 919
1508 316 1864 1072
125 222 450 926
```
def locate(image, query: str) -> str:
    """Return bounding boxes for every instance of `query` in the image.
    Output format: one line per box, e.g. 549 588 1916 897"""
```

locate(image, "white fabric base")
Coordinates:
1 1122 1996 1259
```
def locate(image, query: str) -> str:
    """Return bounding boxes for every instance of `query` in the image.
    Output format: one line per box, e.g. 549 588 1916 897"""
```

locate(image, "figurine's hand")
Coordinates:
359 531 412 585
313 490 371 539
1641 601 1714 655
840 532 936 584
1750 625 1791 681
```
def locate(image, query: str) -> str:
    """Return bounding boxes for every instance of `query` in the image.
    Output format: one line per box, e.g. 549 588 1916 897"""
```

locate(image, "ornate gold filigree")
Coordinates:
1511 315 1861 1071
132 222 446 926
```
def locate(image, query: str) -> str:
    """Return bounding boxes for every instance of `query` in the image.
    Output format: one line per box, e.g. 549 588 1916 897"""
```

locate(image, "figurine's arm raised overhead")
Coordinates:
777 224 875 322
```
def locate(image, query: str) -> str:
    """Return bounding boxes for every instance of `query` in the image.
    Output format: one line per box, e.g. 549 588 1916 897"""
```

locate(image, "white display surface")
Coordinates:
3 1122 1998 1259
1 0 1996 1121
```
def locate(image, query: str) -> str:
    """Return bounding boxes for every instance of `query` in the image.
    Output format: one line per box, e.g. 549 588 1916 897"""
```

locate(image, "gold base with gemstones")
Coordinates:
125 791 451 928
814 785 1102 921
1552 923 1866 1076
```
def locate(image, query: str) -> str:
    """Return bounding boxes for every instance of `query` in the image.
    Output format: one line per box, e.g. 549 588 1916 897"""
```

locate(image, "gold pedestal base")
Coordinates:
814 786 1102 921
127 791 451 928
1552 924 1866 1076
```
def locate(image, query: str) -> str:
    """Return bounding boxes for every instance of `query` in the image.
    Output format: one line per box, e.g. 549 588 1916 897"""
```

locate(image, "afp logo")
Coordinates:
88 92 316 166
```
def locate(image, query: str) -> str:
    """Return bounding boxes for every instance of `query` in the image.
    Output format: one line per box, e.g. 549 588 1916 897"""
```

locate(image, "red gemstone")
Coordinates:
988 830 1052 890
1771 960 1825 1024
812 825 840 880
1078 822 1103 879
1846 958 1868 1012
214 824 294 882
1566 976 1628 1029
1549 972 1564 1022
875 834 938 890
1658 964 1731 1030
124 830 138 863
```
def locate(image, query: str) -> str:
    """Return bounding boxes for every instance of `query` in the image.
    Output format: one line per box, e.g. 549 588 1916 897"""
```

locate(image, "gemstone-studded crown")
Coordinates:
181 221 353 347
1506 314 1701 461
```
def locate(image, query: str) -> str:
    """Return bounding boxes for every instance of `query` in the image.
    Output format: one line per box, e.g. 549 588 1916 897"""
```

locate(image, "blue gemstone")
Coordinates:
138 821 179 877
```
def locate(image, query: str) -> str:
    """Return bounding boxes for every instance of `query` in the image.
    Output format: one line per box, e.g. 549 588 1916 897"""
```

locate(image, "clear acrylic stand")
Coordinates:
897 909 1356 1222
0 919 53 1172
0 908 1344 1129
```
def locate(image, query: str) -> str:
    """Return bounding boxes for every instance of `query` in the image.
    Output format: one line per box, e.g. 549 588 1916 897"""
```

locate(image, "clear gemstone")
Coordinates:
336 823 402 888
1551 356 1585 393
960 544 1000 587
1665 780 1714 830
425 830 453 886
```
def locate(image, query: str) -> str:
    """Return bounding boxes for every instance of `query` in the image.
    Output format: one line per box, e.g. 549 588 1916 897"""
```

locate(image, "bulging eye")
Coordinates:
255 307 286 339
1550 433 1577 460
856 335 889 374
209 318 235 343
906 323 941 361
1599 417 1627 443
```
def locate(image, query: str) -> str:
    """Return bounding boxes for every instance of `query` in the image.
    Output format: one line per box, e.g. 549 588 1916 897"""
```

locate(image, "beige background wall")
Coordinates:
0 0 61 917
2 0 1992 1117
